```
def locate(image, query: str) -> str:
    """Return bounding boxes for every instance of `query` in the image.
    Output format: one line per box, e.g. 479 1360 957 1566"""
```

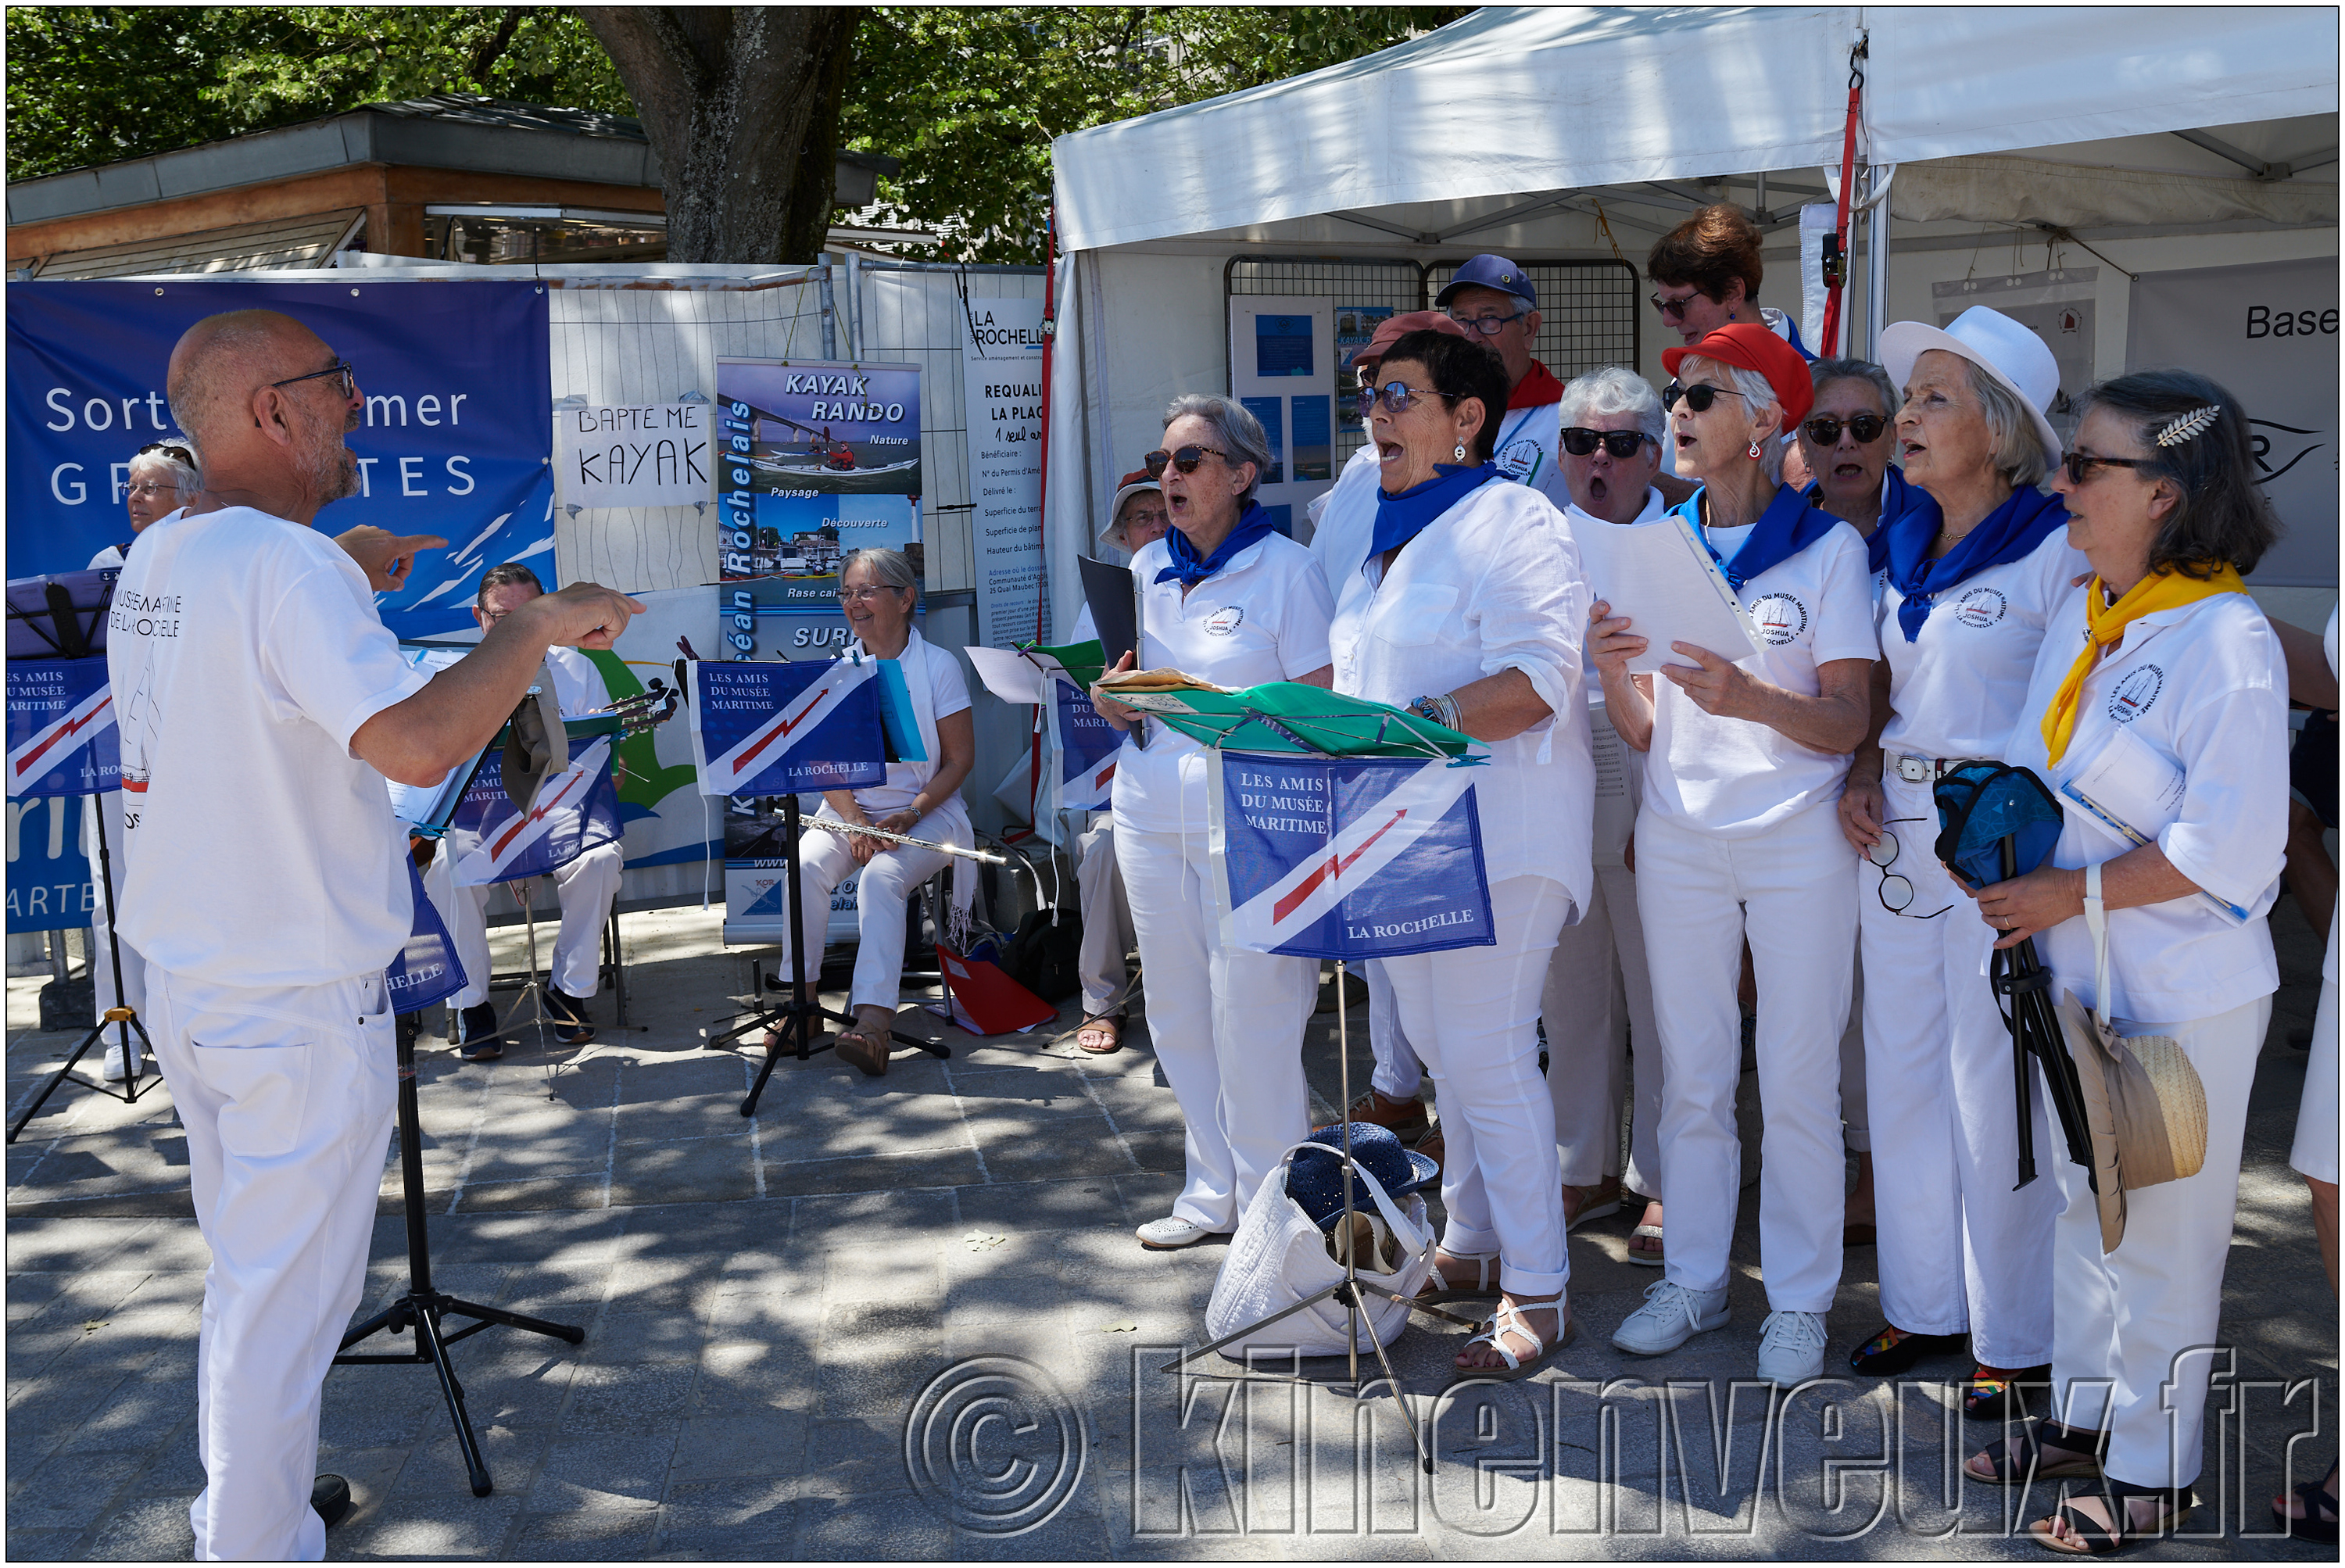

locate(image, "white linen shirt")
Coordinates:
1309 444 1384 592
107 506 431 986
1878 527 2090 762
1640 511 1878 839
1326 478 1592 911
2003 585 2286 1022
1112 532 1335 835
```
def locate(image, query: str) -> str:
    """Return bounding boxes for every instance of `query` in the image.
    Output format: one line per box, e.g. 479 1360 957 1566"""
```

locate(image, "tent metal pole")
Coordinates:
1863 183 1891 363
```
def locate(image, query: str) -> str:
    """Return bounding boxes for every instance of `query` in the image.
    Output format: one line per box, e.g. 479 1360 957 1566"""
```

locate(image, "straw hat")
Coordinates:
2057 990 2210 1254
1879 304 2064 467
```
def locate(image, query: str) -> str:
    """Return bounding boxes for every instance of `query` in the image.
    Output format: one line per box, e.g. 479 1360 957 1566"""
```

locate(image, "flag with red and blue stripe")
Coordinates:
448 735 623 887
5 657 117 798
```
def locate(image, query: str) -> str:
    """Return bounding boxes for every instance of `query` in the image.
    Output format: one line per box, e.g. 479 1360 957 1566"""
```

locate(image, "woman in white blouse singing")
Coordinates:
1094 396 1336 1253
1330 328 1593 1381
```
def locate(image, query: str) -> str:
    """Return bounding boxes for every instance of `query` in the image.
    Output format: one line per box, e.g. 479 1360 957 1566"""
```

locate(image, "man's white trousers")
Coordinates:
1544 860 1661 1196
85 789 147 1019
1118 820 1313 1231
1638 802 1855 1312
1858 773 2057 1368
146 965 396 1562
425 838 623 1008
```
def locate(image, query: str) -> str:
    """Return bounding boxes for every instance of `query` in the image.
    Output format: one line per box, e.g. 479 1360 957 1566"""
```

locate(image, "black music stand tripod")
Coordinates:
335 1018 583 1496
9 797 158 1142
704 790 949 1117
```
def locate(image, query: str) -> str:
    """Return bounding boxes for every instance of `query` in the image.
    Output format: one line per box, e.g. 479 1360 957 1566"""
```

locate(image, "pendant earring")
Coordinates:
1747 440 1763 460
1453 443 1467 462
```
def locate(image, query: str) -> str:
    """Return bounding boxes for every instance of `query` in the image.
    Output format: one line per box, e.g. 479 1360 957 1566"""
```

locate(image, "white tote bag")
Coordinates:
1203 1139 1436 1360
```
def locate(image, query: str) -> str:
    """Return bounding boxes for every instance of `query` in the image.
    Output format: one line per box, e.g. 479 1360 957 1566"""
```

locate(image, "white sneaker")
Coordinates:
1610 1279 1731 1355
1755 1309 1830 1384
98 1043 139 1082
1135 1215 1222 1251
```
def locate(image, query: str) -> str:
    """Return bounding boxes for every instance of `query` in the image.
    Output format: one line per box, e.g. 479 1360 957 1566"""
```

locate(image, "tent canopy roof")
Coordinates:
1053 5 2340 252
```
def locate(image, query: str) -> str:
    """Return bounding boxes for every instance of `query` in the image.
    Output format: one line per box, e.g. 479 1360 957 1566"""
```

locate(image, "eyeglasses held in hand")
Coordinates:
1649 289 1703 320
1863 818 1952 919
1355 381 1444 417
1561 428 1655 459
1143 445 1230 478
1802 413 1889 446
267 358 356 399
1447 307 1527 337
1661 381 1746 414
2060 451 2153 487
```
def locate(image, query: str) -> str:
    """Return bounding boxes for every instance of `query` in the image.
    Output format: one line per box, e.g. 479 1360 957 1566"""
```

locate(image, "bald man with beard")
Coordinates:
107 310 642 1559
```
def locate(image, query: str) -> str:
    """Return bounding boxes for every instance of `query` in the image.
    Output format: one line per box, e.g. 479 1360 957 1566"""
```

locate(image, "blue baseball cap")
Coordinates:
1436 254 1537 310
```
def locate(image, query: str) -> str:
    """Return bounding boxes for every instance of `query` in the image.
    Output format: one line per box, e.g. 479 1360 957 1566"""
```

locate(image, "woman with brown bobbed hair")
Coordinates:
1646 203 1811 356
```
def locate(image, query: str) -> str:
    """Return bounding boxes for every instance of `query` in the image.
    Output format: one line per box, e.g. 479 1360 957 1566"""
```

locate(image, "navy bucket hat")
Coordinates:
1286 1122 1438 1231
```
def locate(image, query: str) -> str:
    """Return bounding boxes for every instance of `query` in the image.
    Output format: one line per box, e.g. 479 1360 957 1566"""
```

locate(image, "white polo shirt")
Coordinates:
2003 585 2286 1022
108 506 431 986
1878 528 2090 763
1112 532 1335 835
1640 512 1878 839
1488 398 1571 512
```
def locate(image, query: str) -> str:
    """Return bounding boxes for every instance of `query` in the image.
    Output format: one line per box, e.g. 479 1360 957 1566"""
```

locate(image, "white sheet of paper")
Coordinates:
965 643 1047 704
1573 514 1760 671
1587 700 1638 865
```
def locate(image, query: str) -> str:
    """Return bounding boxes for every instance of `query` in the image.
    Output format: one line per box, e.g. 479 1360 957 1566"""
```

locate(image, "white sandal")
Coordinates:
1626 1223 1665 1267
1452 1298 1574 1384
1415 1250 1502 1304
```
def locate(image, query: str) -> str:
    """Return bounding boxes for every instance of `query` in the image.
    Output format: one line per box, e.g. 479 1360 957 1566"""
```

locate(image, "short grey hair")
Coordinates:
1808 357 1899 418
1162 393 1272 505
840 546 917 596
1962 360 2050 489
128 444 202 502
1557 366 1664 446
1720 360 1787 485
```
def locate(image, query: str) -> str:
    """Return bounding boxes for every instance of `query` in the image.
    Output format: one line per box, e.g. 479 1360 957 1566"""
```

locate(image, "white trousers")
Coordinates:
2290 908 2338 1184
425 838 624 1008
1384 875 1573 1295
1118 820 1314 1230
1858 774 2057 1366
146 965 397 1562
783 827 956 1014
1075 818 1134 1017
1638 801 1856 1311
84 790 147 1020
1544 860 1662 1197
1840 957 1870 1153
2050 995 2268 1488
1365 961 1426 1101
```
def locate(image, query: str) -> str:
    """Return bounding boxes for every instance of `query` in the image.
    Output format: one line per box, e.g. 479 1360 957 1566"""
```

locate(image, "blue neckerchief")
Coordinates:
1156 500 1279 586
1369 462 1502 560
1808 464 1921 567
1869 482 2068 642
1668 482 1842 591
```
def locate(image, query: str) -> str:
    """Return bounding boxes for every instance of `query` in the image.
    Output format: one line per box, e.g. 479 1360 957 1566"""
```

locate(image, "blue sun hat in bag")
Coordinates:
1286 1122 1439 1231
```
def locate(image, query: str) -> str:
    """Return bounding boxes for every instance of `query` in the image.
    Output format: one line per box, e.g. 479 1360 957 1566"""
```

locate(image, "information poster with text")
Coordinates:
714 359 923 596
1226 295 1335 535
964 298 1047 648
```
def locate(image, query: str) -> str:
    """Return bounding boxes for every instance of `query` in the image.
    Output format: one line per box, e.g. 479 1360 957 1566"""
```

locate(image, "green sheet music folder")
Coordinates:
1097 678 1477 761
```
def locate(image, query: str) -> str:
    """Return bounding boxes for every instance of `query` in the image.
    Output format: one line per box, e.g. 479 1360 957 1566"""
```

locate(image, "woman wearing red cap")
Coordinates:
1591 322 1877 1384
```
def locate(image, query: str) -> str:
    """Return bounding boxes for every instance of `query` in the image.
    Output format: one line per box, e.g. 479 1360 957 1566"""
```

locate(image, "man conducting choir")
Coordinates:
425 563 628 1061
108 307 639 1559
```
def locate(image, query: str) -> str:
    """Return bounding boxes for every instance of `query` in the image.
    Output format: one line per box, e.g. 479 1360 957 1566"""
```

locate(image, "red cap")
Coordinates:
1361 310 1472 366
1662 323 1814 428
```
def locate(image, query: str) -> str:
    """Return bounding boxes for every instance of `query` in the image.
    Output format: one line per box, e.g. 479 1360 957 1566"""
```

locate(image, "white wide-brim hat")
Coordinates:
1879 304 2064 467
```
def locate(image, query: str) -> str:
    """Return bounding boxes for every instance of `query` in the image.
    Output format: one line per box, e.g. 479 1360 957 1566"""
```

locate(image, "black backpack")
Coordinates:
998 906 1083 1003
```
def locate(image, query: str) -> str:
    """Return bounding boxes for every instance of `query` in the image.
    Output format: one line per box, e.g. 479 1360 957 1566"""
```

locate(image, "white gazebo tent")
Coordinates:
1040 5 2339 630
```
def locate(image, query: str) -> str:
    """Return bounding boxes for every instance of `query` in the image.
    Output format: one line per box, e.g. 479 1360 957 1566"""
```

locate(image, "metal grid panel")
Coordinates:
1426 259 1642 385
1225 256 1425 470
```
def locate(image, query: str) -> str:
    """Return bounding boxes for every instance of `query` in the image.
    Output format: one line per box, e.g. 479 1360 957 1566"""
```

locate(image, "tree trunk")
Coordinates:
580 7 861 265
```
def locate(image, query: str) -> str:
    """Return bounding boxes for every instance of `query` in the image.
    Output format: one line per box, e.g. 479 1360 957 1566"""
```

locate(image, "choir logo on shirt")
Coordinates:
1205 606 1245 637
1953 586 2008 628
1494 438 1545 485
2106 664 2164 723
1749 592 1808 646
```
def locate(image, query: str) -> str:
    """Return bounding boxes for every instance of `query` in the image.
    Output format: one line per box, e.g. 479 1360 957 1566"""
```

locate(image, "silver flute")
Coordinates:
802 818 1008 865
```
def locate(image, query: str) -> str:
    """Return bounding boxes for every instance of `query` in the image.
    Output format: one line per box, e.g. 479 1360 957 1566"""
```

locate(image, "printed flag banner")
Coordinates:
384 857 467 1013
689 658 886 797
6 657 117 797
1051 679 1121 813
1208 750 1493 961
449 735 622 887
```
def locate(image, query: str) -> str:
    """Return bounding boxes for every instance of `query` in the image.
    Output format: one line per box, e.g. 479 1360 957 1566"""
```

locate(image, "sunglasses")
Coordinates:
1561 428 1654 459
1355 381 1447 417
1802 413 1889 446
1143 444 1230 478
1661 381 1745 414
1863 819 1953 919
2061 451 2153 487
1447 307 1527 337
1649 290 1705 320
136 441 195 465
268 357 356 399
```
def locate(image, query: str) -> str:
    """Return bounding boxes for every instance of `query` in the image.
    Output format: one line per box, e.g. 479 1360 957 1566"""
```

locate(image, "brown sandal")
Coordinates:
834 1026 892 1077
1075 1015 1122 1055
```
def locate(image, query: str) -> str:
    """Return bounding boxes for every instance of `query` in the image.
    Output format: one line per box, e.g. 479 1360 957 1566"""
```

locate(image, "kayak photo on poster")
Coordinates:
715 358 922 585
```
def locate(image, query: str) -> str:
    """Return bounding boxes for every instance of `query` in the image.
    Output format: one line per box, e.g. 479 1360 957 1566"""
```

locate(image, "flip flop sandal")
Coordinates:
1561 1183 1623 1233
2273 1473 2340 1545
1626 1223 1665 1266
1449 1300 1575 1384
2028 1483 2191 1555
1967 1419 2105 1485
1415 1251 1503 1305
1075 1015 1123 1055
1964 1364 2052 1422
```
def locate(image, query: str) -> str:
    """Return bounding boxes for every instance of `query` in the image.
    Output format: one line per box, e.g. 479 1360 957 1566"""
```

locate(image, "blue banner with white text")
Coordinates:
6 657 118 798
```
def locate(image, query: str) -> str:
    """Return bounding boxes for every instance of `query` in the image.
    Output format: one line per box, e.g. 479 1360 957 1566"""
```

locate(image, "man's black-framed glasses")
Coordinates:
1865 817 1952 918
269 358 356 399
1561 428 1656 460
1447 307 1527 338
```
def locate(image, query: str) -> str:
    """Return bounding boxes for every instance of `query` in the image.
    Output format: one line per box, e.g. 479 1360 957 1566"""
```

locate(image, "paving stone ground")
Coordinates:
5 896 2336 1560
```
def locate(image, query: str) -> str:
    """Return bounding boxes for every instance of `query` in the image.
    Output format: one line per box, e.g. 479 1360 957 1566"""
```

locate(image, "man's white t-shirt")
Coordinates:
1878 527 2089 763
542 645 614 721
1112 533 1334 836
108 506 431 986
1488 395 1571 512
1641 514 1878 838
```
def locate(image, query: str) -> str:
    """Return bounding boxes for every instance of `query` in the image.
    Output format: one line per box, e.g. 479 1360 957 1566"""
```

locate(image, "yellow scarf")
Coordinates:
2040 564 2247 764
